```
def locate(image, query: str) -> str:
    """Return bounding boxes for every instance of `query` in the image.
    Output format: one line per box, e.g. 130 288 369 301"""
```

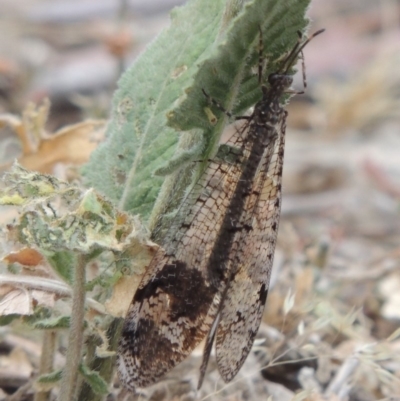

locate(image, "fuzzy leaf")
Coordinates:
82 0 226 219
33 315 71 329
79 363 109 395
36 369 63 384
82 0 311 230
3 164 148 257
46 251 76 284
0 314 21 326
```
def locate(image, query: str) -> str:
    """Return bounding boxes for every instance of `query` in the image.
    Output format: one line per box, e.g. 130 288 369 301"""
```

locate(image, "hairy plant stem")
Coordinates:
59 254 87 401
34 330 57 401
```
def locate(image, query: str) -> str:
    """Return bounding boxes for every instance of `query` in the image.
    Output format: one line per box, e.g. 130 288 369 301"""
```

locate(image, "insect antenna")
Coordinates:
282 28 325 75
277 28 325 95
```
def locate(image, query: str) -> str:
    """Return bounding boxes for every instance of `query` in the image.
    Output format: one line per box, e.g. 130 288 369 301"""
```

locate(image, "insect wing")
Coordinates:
215 115 286 382
118 249 219 389
117 134 247 389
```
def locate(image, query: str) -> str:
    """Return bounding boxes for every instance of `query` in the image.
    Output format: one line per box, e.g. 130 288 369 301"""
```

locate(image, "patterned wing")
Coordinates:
215 112 286 382
117 126 250 390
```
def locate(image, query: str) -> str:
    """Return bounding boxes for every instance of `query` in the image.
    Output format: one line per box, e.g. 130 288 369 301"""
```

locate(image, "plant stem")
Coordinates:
77 317 123 401
34 330 57 401
59 254 87 401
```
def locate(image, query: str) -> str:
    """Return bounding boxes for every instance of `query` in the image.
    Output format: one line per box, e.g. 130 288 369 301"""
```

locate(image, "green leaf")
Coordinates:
82 0 311 231
23 306 52 326
79 363 109 395
3 165 144 257
46 250 76 284
37 369 63 384
0 314 21 326
33 315 71 329
82 0 227 220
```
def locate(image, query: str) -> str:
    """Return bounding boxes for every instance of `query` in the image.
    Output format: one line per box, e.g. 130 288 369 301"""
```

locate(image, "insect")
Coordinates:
117 28 324 391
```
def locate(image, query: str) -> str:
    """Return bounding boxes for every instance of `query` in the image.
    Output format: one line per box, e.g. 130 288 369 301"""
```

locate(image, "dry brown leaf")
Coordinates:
0 287 56 316
0 99 106 173
3 247 44 267
105 240 158 317
0 288 32 315
31 289 56 309
3 245 59 281
19 119 105 173
0 99 50 155
0 284 13 297
105 273 145 318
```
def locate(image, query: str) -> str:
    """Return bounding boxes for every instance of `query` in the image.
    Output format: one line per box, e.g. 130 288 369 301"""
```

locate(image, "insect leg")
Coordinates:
202 89 250 121
257 25 264 84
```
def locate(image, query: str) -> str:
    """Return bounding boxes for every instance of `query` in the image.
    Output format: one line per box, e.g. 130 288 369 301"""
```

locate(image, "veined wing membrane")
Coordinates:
117 124 251 389
215 114 286 381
